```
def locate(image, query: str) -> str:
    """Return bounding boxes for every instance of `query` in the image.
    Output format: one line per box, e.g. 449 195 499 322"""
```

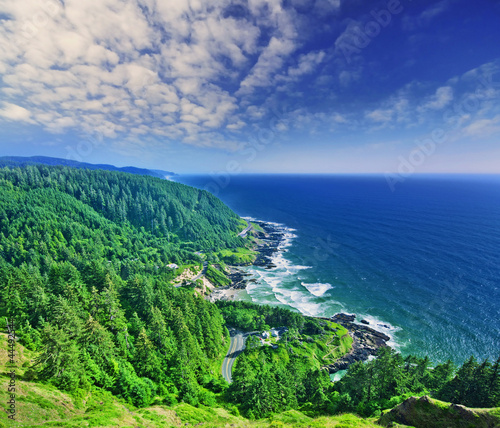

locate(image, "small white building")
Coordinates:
167 263 179 269
261 331 269 339
270 329 279 338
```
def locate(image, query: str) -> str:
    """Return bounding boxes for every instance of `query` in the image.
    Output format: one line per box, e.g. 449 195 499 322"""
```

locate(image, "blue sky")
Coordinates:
0 0 499 174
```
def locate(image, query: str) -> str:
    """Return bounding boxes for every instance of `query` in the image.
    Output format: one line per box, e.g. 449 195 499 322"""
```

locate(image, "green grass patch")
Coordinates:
218 247 256 265
241 321 352 375
285 321 352 368
237 218 249 232
205 265 231 286
172 403 250 426
250 222 265 233
378 396 500 428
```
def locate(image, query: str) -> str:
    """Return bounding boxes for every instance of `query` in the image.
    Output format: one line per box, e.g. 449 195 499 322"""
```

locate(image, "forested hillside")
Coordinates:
0 165 244 267
0 165 244 407
0 155 175 180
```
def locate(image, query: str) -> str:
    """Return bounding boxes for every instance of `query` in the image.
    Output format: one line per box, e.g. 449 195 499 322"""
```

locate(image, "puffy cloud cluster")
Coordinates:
1 0 498 164
0 0 326 149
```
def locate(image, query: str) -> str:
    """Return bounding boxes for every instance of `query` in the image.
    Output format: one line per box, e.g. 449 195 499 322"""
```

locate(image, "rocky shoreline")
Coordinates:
209 220 392 372
249 220 288 270
207 220 287 302
321 313 391 373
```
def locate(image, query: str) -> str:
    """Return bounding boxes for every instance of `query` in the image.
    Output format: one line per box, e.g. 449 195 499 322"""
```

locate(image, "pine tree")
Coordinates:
80 315 117 387
133 328 163 383
35 322 84 391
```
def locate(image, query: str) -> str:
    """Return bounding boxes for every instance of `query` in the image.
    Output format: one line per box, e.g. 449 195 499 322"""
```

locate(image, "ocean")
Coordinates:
175 174 500 365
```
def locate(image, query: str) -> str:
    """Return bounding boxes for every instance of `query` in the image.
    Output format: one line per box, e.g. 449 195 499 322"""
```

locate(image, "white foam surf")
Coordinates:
301 282 334 297
243 219 403 352
355 313 403 351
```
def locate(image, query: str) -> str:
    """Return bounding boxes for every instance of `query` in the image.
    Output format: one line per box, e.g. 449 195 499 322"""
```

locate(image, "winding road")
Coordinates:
222 331 246 383
174 261 208 288
237 220 253 237
192 261 208 281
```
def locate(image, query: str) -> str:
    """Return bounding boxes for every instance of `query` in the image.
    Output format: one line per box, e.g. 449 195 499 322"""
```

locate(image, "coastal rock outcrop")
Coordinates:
226 267 251 290
252 222 286 269
325 313 391 373
331 313 356 323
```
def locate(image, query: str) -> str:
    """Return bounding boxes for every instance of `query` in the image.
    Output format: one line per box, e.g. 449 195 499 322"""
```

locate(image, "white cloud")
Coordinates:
45 116 78 133
421 86 454 110
362 89 413 131
226 120 246 130
287 51 325 78
402 0 451 31
246 105 266 119
0 103 33 122
366 108 393 123
332 113 348 124
420 1 451 21
11 0 489 163
0 0 311 151
338 69 362 86
463 115 500 138
238 36 297 94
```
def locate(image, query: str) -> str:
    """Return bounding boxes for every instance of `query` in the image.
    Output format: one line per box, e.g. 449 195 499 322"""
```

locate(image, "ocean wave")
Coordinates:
301 282 334 297
272 256 312 273
244 219 401 348
244 219 338 316
269 285 328 316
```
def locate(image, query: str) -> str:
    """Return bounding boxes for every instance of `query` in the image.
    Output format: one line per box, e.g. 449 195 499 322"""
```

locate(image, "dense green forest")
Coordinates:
216 300 307 331
0 165 244 407
333 348 500 417
0 165 498 427
0 164 244 267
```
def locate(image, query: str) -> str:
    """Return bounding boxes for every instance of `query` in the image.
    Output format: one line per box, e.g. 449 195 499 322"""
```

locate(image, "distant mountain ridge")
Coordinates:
0 156 176 179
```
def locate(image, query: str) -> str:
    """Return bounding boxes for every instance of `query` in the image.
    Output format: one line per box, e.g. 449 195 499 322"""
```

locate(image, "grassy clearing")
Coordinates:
250 222 265 233
268 411 382 427
241 321 353 373
286 321 353 368
0 380 383 428
171 263 203 285
5 354 497 428
218 247 257 265
0 332 36 377
378 396 500 428
205 265 231 286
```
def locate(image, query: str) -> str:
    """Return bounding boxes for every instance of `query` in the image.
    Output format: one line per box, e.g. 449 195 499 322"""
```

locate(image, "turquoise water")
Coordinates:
176 174 500 365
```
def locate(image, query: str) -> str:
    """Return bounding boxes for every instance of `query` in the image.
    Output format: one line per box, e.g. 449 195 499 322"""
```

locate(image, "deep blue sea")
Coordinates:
175 174 500 365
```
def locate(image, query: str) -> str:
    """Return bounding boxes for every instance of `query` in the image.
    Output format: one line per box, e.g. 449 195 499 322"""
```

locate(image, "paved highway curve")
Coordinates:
222 332 246 383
